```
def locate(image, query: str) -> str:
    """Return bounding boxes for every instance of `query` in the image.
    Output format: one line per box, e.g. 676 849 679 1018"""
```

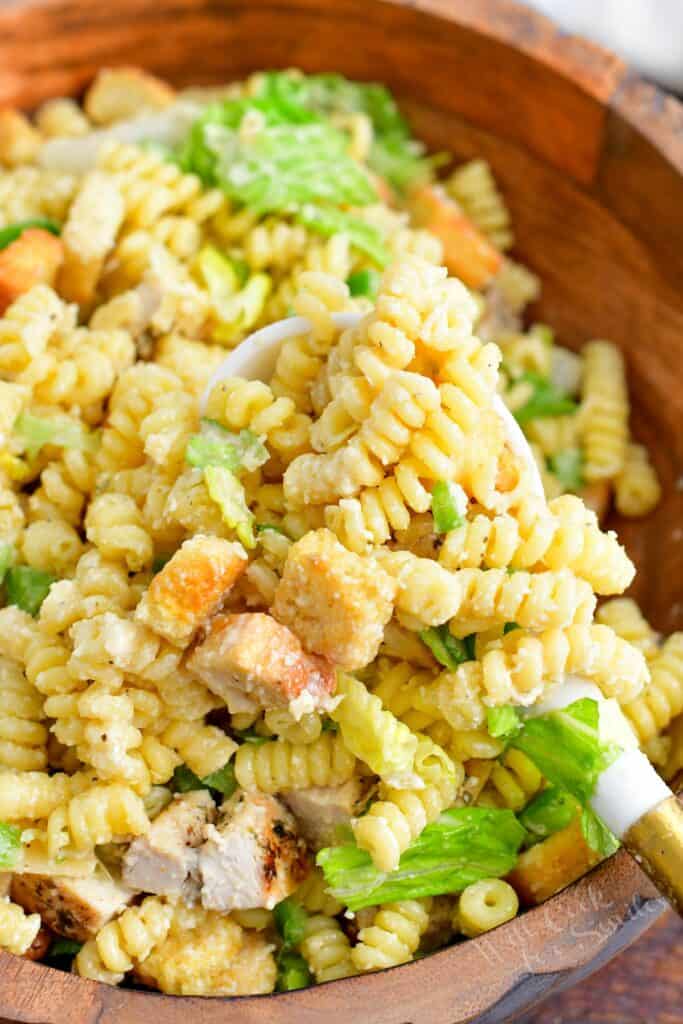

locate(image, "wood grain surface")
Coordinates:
519 911 683 1024
0 1 681 1022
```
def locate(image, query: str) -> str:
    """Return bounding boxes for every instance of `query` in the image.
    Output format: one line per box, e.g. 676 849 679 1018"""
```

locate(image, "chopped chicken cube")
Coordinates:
122 791 215 897
10 869 136 941
186 612 336 715
0 230 64 315
136 535 248 646
272 529 396 671
283 778 370 851
199 791 309 911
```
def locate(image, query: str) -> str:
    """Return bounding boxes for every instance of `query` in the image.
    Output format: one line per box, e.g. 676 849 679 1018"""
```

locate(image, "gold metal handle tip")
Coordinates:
624 794 683 915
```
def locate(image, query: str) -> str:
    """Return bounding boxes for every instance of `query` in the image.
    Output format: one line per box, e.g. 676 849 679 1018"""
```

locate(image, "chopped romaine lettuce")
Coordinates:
0 543 13 584
487 705 523 740
171 761 236 797
547 448 584 491
5 566 56 616
420 625 473 671
47 938 83 959
346 268 380 299
0 218 60 251
0 822 22 868
195 246 272 343
581 806 620 857
274 897 308 950
296 204 388 267
276 951 311 991
511 699 620 808
431 480 467 534
14 412 99 460
512 372 577 425
317 807 525 910
519 787 577 846
204 465 256 549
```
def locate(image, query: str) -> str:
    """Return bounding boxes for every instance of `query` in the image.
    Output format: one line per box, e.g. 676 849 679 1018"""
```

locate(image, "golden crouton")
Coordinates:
409 183 502 290
0 230 64 315
0 109 40 167
507 816 602 906
272 529 396 671
187 612 336 714
84 67 175 125
136 535 248 646
22 924 52 961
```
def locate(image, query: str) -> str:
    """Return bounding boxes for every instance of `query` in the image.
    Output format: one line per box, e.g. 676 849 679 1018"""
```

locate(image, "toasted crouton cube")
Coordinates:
409 184 502 289
84 67 175 125
136 536 248 646
11 870 136 941
0 230 64 315
0 109 40 167
122 791 215 897
199 791 309 911
272 528 396 671
187 612 336 715
507 816 602 906
22 924 52 961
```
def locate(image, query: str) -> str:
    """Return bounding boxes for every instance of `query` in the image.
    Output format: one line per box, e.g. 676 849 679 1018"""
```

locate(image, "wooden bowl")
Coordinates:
0 0 681 1020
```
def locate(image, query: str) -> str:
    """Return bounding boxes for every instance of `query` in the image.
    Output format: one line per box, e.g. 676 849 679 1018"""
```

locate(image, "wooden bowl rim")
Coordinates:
0 0 677 1018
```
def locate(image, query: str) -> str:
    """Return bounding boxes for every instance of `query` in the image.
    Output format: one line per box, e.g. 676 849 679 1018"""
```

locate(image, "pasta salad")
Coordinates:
0 66 679 996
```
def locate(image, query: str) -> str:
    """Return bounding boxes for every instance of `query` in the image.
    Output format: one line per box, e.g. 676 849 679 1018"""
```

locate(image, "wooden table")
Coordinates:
518 911 682 1024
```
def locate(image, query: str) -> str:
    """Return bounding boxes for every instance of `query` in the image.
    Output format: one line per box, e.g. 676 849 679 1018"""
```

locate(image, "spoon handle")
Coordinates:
624 793 683 916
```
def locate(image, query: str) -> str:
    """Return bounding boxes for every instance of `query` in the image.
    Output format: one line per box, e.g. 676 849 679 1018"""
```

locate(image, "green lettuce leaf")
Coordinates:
519 787 577 846
547 448 584 491
204 464 255 549
317 807 525 910
487 705 523 740
295 203 388 266
511 699 620 807
14 412 99 460
420 625 473 671
171 761 236 797
0 218 60 251
513 372 578 425
431 479 466 534
581 806 620 857
274 897 308 950
0 822 22 868
276 951 311 992
5 566 56 616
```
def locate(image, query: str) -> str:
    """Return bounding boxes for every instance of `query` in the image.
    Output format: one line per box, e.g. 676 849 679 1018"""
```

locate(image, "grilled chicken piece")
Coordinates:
122 791 215 897
199 791 309 911
283 778 370 852
10 870 136 942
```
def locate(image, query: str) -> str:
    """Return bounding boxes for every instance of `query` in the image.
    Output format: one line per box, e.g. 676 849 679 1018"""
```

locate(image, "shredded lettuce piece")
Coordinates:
317 807 525 910
204 465 256 549
512 372 578 425
295 204 388 267
0 544 13 584
276 951 311 992
171 761 236 796
519 787 577 847
274 897 308 950
420 625 473 671
581 806 620 858
347 268 380 299
195 246 272 343
0 218 60 251
431 480 467 534
254 71 432 193
487 705 523 740
5 566 56 617
547 448 584 490
0 822 22 869
186 420 268 474
14 412 99 460
511 698 620 808
47 938 83 959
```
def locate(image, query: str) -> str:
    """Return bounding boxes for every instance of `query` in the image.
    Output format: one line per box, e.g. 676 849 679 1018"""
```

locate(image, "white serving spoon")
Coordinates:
204 311 683 911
